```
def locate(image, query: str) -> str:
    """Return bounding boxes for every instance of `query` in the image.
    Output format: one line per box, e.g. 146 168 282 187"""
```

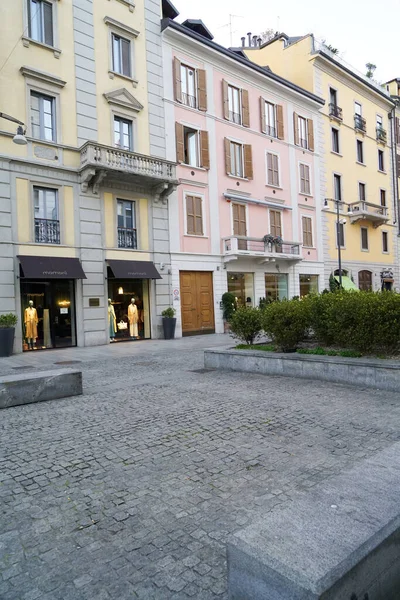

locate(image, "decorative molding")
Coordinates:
103 16 140 38
21 37 61 59
80 168 96 193
104 88 143 112
92 170 107 194
108 71 138 88
108 0 135 11
20 66 66 88
178 178 207 188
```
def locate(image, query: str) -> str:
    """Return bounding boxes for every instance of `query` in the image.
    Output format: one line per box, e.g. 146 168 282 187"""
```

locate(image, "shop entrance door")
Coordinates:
180 271 215 336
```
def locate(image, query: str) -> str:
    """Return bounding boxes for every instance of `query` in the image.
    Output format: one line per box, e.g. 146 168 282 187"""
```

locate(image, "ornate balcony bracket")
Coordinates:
92 170 107 195
80 167 96 193
153 182 178 204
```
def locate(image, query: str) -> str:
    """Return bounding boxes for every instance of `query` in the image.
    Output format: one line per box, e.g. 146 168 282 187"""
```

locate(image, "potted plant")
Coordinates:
161 307 176 340
221 292 236 333
0 313 18 357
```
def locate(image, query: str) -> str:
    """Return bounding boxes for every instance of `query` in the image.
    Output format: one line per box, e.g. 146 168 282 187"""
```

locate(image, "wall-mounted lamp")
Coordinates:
0 113 27 145
118 286 124 295
159 262 165 271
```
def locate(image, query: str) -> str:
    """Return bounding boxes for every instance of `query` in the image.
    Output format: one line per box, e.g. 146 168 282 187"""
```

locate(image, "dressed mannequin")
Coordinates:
108 299 116 342
24 300 38 350
128 298 139 339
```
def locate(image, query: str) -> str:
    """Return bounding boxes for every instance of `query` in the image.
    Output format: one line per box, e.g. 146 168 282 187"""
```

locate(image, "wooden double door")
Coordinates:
180 271 215 336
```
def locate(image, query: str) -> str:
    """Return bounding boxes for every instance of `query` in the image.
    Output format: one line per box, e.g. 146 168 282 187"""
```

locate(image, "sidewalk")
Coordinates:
0 333 231 375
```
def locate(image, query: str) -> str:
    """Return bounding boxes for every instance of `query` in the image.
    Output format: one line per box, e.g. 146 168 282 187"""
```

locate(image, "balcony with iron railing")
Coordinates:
376 126 387 144
35 218 60 244
229 111 241 125
328 103 343 121
354 114 367 133
182 92 197 108
222 236 302 263
348 201 389 227
265 125 277 137
299 138 308 149
118 227 137 249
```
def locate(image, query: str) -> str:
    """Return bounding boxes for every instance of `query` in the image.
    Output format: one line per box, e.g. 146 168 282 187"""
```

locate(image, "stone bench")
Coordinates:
227 442 400 599
0 369 83 409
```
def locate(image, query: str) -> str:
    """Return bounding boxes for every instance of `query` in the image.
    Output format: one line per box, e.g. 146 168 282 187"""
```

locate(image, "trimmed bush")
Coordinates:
0 313 17 328
221 292 236 322
229 306 263 345
262 299 310 352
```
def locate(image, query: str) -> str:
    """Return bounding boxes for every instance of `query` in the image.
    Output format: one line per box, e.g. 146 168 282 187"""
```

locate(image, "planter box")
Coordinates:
162 317 176 340
204 348 400 392
0 328 15 357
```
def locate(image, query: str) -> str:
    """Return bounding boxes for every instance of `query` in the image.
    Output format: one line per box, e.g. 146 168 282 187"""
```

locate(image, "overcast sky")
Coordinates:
174 0 398 84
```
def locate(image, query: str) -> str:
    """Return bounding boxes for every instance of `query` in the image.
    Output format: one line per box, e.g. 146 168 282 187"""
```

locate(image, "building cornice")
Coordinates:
104 16 140 37
20 66 66 88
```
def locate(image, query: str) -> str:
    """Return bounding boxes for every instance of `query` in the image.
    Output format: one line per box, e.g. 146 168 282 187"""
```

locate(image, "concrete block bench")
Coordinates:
227 442 400 599
0 369 83 409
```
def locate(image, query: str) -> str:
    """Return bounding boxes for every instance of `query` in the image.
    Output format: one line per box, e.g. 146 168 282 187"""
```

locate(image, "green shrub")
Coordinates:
0 313 17 328
229 307 263 345
161 307 175 318
221 292 236 322
236 344 275 351
262 299 310 352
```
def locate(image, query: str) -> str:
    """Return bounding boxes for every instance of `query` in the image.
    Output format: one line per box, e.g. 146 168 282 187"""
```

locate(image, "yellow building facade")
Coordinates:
0 0 177 353
244 34 398 291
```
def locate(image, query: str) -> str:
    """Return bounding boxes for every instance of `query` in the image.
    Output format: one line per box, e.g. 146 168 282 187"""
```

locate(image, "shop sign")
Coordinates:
89 298 100 307
60 308 68 314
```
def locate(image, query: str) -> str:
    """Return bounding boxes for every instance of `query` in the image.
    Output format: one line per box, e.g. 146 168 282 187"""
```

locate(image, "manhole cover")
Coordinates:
189 368 215 374
54 360 82 365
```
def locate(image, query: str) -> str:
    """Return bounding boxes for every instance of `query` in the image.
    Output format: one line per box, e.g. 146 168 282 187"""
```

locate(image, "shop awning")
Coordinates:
334 275 360 291
107 260 162 279
18 255 87 279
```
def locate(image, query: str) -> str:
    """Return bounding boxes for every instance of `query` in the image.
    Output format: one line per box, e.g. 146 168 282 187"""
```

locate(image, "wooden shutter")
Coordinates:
270 210 281 237
173 57 182 102
276 105 284 140
302 216 312 247
43 1 54 46
260 97 266 133
197 69 207 112
224 138 231 175
175 122 184 163
186 195 195 234
293 112 299 146
300 164 310 194
241 89 250 127
238 204 246 235
267 153 279 186
194 196 203 235
307 119 314 151
267 153 273 185
199 130 210 169
222 80 229 120
243 144 253 179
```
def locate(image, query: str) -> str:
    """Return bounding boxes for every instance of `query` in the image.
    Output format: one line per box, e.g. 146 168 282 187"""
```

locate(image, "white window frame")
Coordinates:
266 151 281 188
114 194 140 249
229 139 244 178
227 84 242 125
331 127 340 154
182 125 200 168
113 115 134 151
354 101 362 116
299 161 312 196
382 230 389 254
333 172 342 202
30 182 63 244
106 17 139 85
358 181 366 202
376 114 383 128
336 221 345 249
380 188 387 207
298 115 308 149
180 63 198 109
22 68 65 144
356 138 364 164
184 192 206 237
360 226 369 252
264 101 277 138
301 214 314 248
30 90 57 143
22 0 61 57
378 149 385 172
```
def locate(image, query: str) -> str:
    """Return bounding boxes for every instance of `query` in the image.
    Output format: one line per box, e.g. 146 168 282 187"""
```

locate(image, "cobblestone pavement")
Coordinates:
1 335 400 599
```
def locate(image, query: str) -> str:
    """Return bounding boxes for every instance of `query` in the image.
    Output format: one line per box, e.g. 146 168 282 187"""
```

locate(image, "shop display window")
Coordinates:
265 274 288 301
107 279 150 341
227 273 254 307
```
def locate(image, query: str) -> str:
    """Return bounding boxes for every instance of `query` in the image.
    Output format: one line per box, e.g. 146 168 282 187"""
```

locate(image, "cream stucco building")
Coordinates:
0 0 177 352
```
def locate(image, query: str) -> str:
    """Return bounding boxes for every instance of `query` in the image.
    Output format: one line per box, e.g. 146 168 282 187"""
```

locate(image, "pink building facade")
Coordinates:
162 18 325 337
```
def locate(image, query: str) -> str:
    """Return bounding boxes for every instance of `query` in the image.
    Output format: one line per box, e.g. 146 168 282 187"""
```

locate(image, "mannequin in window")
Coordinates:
24 300 38 350
128 297 139 339
108 299 116 342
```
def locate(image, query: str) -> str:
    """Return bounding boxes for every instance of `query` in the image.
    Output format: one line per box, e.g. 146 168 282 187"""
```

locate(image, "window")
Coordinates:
378 149 385 172
117 199 136 249
224 139 252 179
332 128 340 153
30 91 56 142
298 116 307 149
354 102 365 131
359 182 366 202
265 102 276 137
333 174 342 201
337 222 344 248
382 231 388 253
228 273 254 307
299 274 319 297
380 189 386 207
232 203 247 250
114 116 133 151
356 139 364 163
376 114 383 128
230 142 243 177
228 85 241 124
266 153 279 186
300 163 311 195
302 216 313 247
269 210 282 237
329 88 337 106
181 64 197 108
186 195 203 236
34 187 59 244
265 274 288 301
28 0 53 46
112 34 131 77
355 102 362 116
183 127 199 167
361 227 369 251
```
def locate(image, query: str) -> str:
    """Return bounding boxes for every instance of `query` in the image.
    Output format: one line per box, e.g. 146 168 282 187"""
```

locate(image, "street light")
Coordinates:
0 112 27 145
324 198 353 288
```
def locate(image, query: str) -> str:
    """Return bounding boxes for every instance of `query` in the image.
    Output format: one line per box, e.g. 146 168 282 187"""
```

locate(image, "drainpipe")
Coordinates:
389 106 399 231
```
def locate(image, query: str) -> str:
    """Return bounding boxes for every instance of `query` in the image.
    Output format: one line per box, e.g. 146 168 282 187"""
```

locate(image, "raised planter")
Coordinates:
0 328 15 357
162 317 176 340
204 348 400 392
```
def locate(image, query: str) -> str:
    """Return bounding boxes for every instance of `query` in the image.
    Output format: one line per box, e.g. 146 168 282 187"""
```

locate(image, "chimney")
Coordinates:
241 36 245 47
247 32 252 46
257 37 262 47
252 35 257 47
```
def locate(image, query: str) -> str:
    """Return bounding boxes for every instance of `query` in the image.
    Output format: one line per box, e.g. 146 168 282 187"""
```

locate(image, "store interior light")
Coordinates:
58 300 71 307
118 287 124 295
